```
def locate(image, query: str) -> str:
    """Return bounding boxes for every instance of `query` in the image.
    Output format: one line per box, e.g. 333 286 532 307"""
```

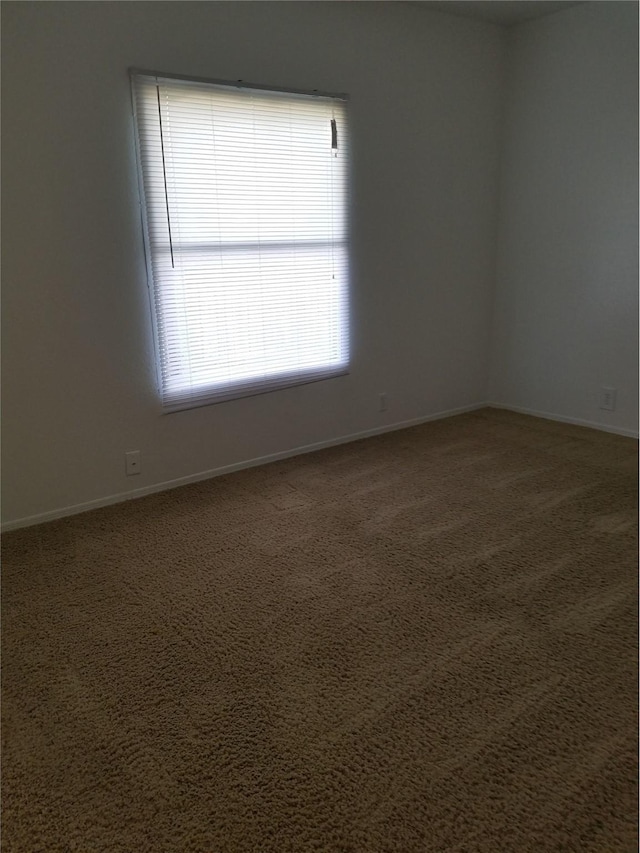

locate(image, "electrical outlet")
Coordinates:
125 450 141 476
379 393 388 412
599 387 617 412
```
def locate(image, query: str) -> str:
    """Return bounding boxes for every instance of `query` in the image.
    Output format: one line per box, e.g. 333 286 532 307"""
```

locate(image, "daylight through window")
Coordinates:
132 72 350 412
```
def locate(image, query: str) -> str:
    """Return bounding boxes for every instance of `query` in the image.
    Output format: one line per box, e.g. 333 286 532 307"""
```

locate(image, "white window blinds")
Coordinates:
131 72 350 412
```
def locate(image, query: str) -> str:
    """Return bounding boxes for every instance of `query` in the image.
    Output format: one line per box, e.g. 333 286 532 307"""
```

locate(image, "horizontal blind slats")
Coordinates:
133 73 349 410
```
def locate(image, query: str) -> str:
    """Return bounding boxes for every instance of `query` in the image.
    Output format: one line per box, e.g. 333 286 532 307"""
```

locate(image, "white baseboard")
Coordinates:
4 401 635 533
486 402 639 439
1 402 485 533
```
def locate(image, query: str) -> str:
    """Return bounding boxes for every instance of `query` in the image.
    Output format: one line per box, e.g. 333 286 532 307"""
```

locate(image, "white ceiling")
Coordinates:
415 1 583 26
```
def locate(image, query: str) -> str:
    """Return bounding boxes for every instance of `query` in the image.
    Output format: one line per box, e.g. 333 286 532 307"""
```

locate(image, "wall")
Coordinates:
489 1 639 434
1 1 505 527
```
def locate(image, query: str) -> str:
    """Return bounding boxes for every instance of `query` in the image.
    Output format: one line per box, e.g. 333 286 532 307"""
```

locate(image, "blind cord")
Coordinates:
156 84 175 268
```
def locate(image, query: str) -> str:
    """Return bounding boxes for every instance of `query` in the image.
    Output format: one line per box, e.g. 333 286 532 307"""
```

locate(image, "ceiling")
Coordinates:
415 1 584 26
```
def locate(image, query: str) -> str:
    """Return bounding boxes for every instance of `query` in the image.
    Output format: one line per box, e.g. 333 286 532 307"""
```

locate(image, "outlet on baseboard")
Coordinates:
379 392 388 412
125 450 141 475
599 387 617 412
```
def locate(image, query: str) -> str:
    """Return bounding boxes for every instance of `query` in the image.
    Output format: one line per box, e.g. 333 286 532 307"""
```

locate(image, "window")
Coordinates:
131 72 349 412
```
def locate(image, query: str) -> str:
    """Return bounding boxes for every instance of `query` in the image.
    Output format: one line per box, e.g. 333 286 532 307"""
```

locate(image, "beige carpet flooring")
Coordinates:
2 408 638 852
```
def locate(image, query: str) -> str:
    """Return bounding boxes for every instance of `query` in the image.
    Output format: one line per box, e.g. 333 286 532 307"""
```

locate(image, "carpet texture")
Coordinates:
2 408 638 852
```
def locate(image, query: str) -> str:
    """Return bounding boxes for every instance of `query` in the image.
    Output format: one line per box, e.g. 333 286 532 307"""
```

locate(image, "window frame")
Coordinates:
130 69 351 413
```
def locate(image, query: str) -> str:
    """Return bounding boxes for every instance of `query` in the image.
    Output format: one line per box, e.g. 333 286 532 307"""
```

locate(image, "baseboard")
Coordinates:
487 402 639 439
6 401 634 533
1 402 485 533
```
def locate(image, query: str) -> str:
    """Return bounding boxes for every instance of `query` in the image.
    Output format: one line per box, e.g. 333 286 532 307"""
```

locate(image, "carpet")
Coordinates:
2 408 638 852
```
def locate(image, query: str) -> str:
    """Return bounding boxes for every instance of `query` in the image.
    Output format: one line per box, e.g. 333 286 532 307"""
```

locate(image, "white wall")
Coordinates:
1 2 505 526
489 1 639 434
